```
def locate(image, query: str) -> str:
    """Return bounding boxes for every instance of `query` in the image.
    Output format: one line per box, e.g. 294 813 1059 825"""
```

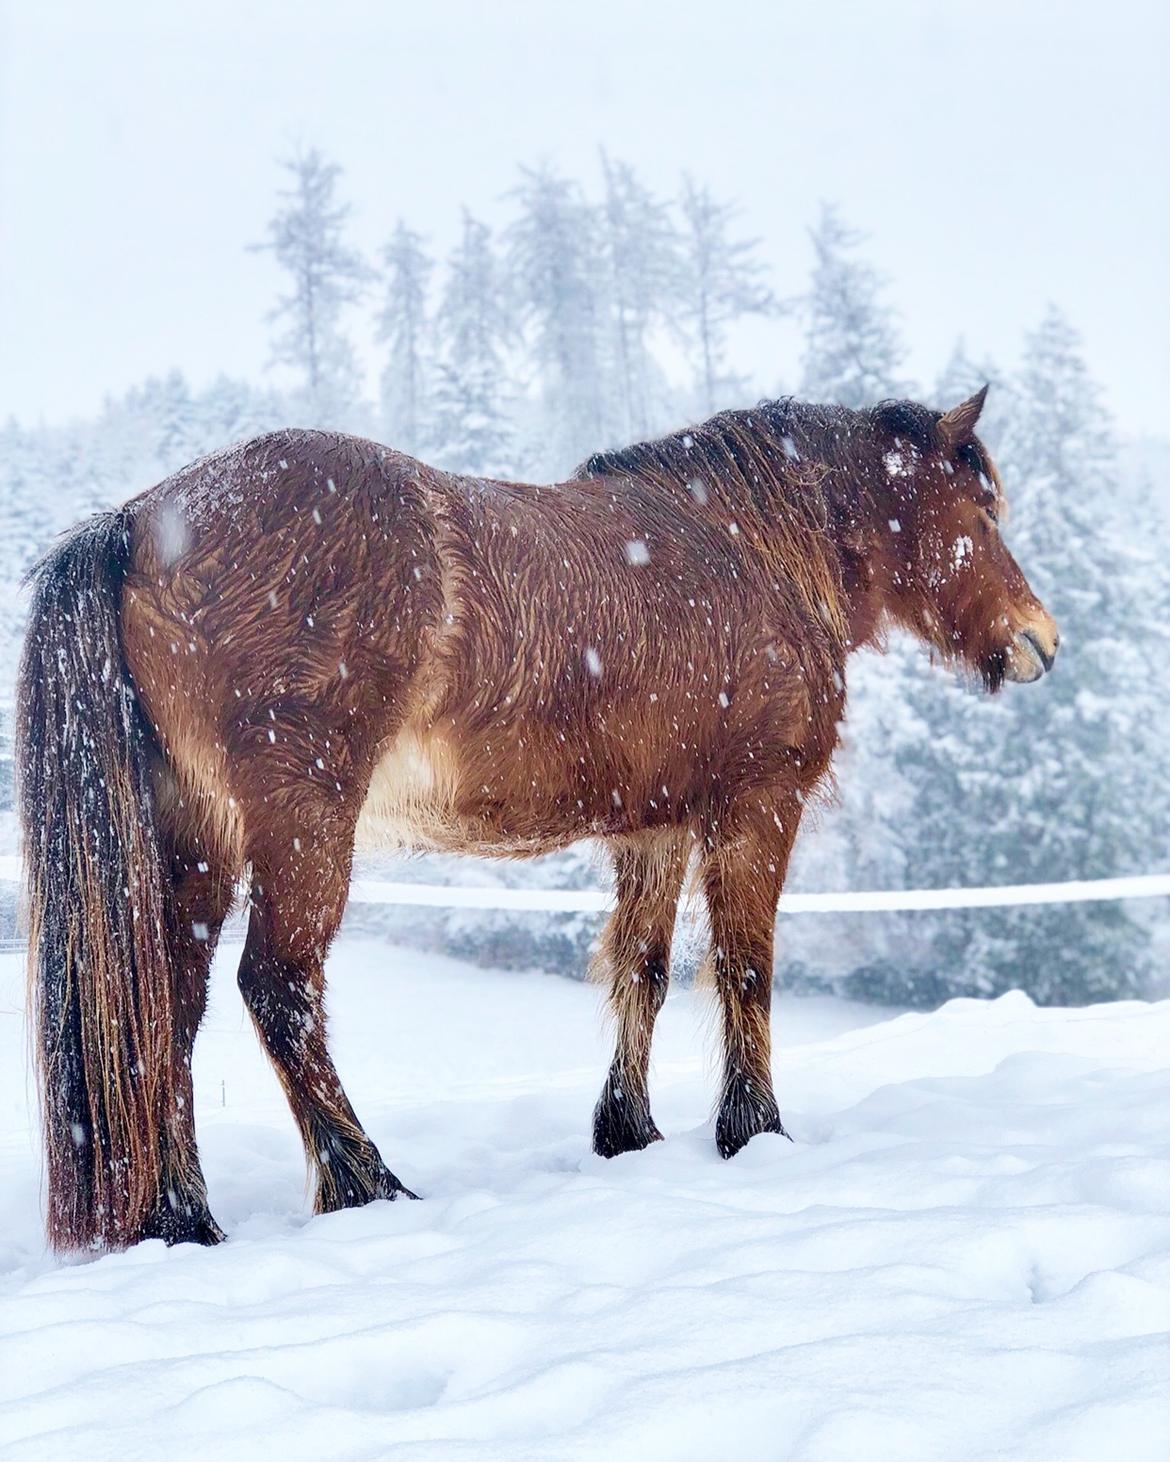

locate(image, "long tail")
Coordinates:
17 509 175 1252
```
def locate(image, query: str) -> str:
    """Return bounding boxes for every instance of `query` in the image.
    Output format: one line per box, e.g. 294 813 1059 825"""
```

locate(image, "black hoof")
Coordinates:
316 1158 418 1212
592 1079 664 1158
375 1170 420 1203
716 1074 790 1159
310 1117 418 1211
140 1195 226 1247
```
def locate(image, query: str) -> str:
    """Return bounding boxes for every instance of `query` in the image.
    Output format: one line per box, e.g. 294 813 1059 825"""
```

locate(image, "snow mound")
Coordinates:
1 941 1168 1460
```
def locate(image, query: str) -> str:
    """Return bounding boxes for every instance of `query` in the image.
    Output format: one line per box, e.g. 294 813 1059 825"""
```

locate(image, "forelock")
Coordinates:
870 399 941 453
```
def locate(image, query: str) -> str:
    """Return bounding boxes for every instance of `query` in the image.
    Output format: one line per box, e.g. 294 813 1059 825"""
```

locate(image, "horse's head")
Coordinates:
869 387 1059 690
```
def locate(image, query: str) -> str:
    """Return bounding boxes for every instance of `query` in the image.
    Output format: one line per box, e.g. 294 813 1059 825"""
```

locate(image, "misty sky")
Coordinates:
1 0 1166 438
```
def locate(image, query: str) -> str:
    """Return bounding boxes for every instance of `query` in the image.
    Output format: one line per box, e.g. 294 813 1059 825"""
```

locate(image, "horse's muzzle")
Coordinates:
1004 621 1060 683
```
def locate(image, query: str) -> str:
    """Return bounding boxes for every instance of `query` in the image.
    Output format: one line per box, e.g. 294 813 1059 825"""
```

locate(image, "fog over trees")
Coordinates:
1 149 1165 1004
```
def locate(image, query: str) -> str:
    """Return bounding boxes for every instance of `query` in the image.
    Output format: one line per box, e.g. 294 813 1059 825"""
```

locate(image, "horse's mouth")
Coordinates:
1004 628 1058 683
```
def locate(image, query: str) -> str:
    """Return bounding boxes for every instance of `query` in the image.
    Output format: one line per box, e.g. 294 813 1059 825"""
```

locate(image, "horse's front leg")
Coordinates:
701 796 802 1158
592 831 688 1157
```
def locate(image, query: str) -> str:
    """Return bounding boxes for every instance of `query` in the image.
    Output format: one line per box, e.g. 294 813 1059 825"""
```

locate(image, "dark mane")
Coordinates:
576 398 825 485
575 395 952 490
575 399 878 648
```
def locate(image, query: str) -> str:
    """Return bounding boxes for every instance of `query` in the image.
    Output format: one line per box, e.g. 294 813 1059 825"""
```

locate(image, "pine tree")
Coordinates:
378 221 433 454
251 148 371 427
126 370 199 472
801 205 907 407
598 154 680 438
506 163 610 473
890 309 1164 1002
0 420 42 720
789 208 925 996
0 418 55 586
934 340 1006 432
193 374 289 450
677 176 776 413
430 212 513 477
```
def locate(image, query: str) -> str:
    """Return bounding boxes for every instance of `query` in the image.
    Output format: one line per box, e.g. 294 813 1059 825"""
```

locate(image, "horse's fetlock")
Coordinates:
139 1194 226 1247
592 1073 663 1159
311 1122 417 1211
716 1069 789 1159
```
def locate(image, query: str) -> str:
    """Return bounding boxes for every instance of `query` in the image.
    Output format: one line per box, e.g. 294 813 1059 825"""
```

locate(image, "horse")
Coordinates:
17 386 1059 1253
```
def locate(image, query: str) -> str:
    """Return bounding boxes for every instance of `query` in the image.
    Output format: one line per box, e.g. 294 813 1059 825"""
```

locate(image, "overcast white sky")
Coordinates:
1 0 1166 435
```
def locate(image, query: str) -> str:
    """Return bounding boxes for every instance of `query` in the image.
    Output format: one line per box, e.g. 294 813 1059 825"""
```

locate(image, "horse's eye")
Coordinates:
984 503 999 525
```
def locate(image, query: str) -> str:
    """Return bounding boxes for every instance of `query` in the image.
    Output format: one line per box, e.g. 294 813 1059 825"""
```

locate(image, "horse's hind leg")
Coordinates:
141 820 236 1245
238 810 414 1213
592 832 688 1158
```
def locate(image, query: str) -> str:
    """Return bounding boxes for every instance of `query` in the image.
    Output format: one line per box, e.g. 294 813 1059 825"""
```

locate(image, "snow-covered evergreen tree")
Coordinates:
429 212 513 477
125 370 200 468
378 221 433 454
3 160 1165 1003
251 148 371 427
888 309 1166 1002
193 374 289 449
598 154 679 439
801 205 907 407
786 210 925 994
933 340 1008 431
506 164 610 473
0 419 55 587
677 176 775 413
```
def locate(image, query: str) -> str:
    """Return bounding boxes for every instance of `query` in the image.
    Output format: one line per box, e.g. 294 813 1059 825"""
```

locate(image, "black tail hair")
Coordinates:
17 509 176 1251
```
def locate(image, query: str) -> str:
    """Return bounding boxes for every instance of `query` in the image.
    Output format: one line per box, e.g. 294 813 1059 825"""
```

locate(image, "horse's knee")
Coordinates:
643 956 670 1014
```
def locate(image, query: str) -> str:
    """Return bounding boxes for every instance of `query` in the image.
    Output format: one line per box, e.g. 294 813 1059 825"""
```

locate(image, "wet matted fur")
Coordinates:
18 389 1059 1251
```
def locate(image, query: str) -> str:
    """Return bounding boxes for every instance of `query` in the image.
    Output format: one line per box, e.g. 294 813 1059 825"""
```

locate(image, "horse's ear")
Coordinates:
937 385 988 448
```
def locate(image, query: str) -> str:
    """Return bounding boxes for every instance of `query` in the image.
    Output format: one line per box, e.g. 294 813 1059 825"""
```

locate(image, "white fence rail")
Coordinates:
1 855 1168 916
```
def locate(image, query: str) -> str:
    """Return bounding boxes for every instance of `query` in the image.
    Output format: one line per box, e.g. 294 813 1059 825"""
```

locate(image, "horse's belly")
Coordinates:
355 728 568 856
355 729 464 853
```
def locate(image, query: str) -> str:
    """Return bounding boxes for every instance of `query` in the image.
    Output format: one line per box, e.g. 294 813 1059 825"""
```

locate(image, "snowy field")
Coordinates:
2 937 1169 1461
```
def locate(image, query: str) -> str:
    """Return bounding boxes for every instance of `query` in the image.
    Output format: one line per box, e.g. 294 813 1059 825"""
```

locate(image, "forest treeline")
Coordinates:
1 149 1166 1003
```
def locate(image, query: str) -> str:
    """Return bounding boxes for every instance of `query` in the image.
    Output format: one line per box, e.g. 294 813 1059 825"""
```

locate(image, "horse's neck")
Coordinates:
819 474 889 656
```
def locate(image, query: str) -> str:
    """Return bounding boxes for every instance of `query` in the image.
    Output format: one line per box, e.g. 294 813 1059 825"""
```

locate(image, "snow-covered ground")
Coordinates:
1 938 1169 1461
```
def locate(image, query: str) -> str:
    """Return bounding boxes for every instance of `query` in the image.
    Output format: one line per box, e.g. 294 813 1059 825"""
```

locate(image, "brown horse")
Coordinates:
18 387 1058 1253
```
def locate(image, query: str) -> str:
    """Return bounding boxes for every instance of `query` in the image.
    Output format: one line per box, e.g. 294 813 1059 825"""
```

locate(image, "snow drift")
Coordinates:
1 939 1168 1460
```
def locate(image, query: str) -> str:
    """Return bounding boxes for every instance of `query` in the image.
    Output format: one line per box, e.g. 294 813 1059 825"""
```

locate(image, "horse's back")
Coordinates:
117 427 843 867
